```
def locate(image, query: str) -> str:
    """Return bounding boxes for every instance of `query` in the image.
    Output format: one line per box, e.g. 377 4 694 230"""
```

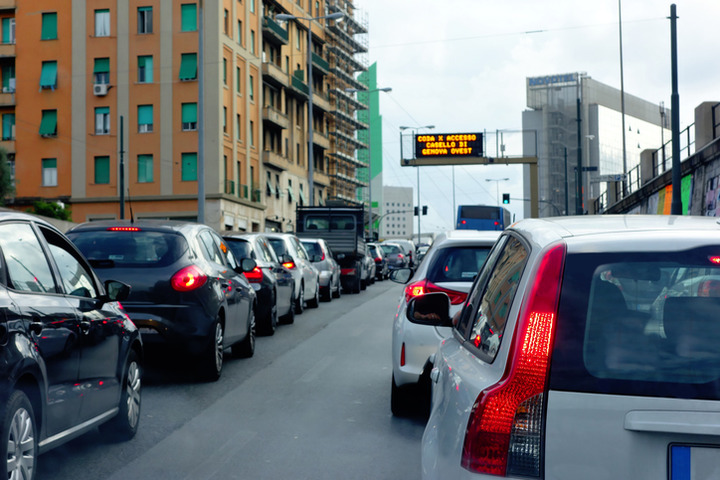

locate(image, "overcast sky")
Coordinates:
355 0 720 233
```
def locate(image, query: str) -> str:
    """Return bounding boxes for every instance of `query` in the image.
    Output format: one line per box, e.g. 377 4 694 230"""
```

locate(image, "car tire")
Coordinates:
294 283 305 314
391 374 411 417
232 308 256 358
307 280 320 308
321 285 332 302
280 294 295 325
260 292 277 336
353 274 361 294
199 319 224 381
100 349 142 441
2 390 37 480
333 279 341 298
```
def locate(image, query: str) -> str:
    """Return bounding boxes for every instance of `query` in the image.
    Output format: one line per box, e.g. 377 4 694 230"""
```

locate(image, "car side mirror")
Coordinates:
406 292 452 327
312 254 323 262
336 253 346 260
240 258 257 273
104 280 131 302
389 268 413 284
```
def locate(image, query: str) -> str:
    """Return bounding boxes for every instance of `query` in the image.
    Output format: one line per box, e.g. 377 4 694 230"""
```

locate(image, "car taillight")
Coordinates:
397 253 404 259
400 342 406 366
107 226 141 232
243 266 263 283
171 265 208 292
283 261 296 269
404 280 468 305
461 243 565 477
375 256 382 262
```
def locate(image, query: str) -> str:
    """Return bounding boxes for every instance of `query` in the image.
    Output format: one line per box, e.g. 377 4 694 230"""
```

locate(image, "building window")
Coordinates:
138 154 153 183
39 110 57 137
95 9 110 37
2 113 14 140
179 53 197 81
223 58 227 85
249 120 254 147
94 156 110 184
42 158 57 186
181 153 197 181
223 107 227 133
138 55 153 83
2 18 15 44
249 75 254 101
250 30 255 54
236 114 241 140
182 103 197 131
180 4 197 32
138 6 153 34
2 64 14 93
237 20 242 45
95 107 110 135
41 12 57 40
39 61 58 90
93 58 109 85
137 104 153 133
250 0 255 13
223 9 229 35
236 66 241 93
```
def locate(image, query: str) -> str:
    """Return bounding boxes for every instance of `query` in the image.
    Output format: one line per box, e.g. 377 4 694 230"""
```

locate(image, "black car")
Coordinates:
224 233 295 333
0 213 142 479
67 220 257 381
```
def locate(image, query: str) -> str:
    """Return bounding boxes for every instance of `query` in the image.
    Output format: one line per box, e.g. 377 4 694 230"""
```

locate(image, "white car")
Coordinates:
389 230 500 416
406 215 720 479
265 233 321 314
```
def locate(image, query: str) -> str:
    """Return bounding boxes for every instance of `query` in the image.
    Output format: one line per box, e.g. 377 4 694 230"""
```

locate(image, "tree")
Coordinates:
0 147 14 204
28 200 72 221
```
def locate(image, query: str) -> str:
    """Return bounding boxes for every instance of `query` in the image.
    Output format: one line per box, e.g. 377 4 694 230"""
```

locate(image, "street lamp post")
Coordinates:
400 125 435 245
346 87 392 242
276 11 344 206
485 177 509 206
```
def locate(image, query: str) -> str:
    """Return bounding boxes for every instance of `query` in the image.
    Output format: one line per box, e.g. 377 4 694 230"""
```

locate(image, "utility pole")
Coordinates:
670 4 682 215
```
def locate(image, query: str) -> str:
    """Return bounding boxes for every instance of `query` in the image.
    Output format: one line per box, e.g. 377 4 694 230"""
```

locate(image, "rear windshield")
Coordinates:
267 238 287 257
426 246 491 283
382 244 401 254
302 241 322 258
68 230 188 268
225 239 252 260
550 246 720 400
304 215 355 231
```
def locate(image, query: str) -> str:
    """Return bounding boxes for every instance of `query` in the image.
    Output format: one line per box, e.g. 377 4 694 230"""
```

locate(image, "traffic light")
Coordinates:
422 205 428 215
502 193 510 204
414 206 419 216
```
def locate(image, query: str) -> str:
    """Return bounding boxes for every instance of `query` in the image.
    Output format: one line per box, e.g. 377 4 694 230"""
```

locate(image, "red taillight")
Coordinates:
461 243 565 477
283 261 296 269
171 265 208 292
341 268 356 276
107 226 141 232
709 256 720 265
243 266 263 283
375 256 382 262
400 342 406 367
404 280 468 305
461 220 467 225
397 253 404 259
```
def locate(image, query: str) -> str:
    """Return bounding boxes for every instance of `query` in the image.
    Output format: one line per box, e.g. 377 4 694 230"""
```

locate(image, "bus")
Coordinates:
456 205 512 231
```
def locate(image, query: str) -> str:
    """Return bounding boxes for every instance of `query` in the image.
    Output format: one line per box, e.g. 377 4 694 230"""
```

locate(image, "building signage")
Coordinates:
528 73 577 88
414 133 483 158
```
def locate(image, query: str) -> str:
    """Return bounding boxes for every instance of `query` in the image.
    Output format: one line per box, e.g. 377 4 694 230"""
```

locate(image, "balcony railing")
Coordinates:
262 16 288 44
311 52 329 74
224 180 235 195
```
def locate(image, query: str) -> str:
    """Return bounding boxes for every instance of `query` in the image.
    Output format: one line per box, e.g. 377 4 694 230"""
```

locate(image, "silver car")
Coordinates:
301 237 341 302
265 233 321 314
407 215 720 479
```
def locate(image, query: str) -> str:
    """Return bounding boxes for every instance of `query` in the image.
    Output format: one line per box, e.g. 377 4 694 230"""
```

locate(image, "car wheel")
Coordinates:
307 280 320 308
100 349 141 441
2 390 37 480
321 284 332 302
360 276 367 290
280 293 295 325
199 319 224 381
391 374 411 417
260 292 277 336
353 274 361 294
232 308 256 358
294 283 305 314
333 279 341 298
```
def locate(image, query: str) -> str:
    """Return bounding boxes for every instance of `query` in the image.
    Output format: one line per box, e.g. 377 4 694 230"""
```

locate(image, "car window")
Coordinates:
0 223 56 293
465 236 527 362
40 226 98 298
226 239 253 260
69 230 187 267
258 238 277 263
267 238 287 257
427 246 492 283
293 237 308 260
197 230 225 266
551 246 720 400
302 241 322 258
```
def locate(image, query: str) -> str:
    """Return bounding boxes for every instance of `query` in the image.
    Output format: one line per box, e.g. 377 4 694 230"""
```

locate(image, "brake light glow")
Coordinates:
283 261 296 269
107 226 141 232
375 256 382 262
171 265 208 292
709 256 720 265
461 220 467 225
243 266 264 283
397 253 404 259
400 343 406 366
461 243 565 477
404 280 468 305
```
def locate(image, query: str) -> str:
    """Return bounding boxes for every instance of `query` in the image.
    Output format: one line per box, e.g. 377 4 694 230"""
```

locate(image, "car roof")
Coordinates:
433 229 502 243
0 211 56 229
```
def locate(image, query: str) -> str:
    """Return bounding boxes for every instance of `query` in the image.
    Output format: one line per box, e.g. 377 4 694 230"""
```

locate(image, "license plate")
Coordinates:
138 327 157 335
670 444 720 480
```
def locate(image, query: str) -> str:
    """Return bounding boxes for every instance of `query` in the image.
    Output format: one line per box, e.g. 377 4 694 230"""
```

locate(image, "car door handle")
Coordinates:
29 321 43 335
430 367 440 383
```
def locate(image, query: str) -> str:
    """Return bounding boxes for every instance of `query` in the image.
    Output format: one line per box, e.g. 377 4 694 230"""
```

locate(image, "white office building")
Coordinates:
380 186 414 239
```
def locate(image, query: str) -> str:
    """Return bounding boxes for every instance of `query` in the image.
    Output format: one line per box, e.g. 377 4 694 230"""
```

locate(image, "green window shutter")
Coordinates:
94 156 110 184
2 18 9 44
299 188 307 205
39 110 57 136
39 61 58 88
95 106 109 115
138 55 153 83
1 65 11 90
138 154 153 183
2 113 14 140
266 179 276 195
179 53 197 80
93 58 109 74
137 105 153 125
182 103 197 123
181 4 197 32
181 153 197 181
287 186 295 202
41 13 57 40
42 158 57 169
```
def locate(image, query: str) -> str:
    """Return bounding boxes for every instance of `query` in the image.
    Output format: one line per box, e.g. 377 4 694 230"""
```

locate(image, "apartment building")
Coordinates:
4 0 370 232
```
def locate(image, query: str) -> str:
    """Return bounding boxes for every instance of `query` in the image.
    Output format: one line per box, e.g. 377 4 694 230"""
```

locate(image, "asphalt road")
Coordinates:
37 278 426 479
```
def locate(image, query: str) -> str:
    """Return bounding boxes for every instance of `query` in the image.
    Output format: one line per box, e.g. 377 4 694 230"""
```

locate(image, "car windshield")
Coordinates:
551 246 720 400
427 246 491 283
225 239 252 259
69 230 188 267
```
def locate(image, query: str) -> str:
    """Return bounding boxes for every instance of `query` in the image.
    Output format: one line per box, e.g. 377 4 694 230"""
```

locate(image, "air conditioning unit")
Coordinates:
93 84 108 96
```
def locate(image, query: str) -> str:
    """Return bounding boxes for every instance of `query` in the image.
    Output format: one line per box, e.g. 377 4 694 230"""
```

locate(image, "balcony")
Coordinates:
263 106 289 130
289 70 309 99
0 91 15 106
0 0 16 10
312 92 331 113
0 43 15 58
262 16 288 45
0 139 14 153
224 180 235 195
261 61 289 89
313 131 330 150
311 52 329 75
263 150 288 171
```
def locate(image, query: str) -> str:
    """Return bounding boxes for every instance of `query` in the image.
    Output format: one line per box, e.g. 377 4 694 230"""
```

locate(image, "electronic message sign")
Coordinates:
414 133 483 158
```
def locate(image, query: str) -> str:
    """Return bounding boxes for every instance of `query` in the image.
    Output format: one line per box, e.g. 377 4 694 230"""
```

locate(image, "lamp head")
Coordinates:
275 14 295 21
325 12 344 21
